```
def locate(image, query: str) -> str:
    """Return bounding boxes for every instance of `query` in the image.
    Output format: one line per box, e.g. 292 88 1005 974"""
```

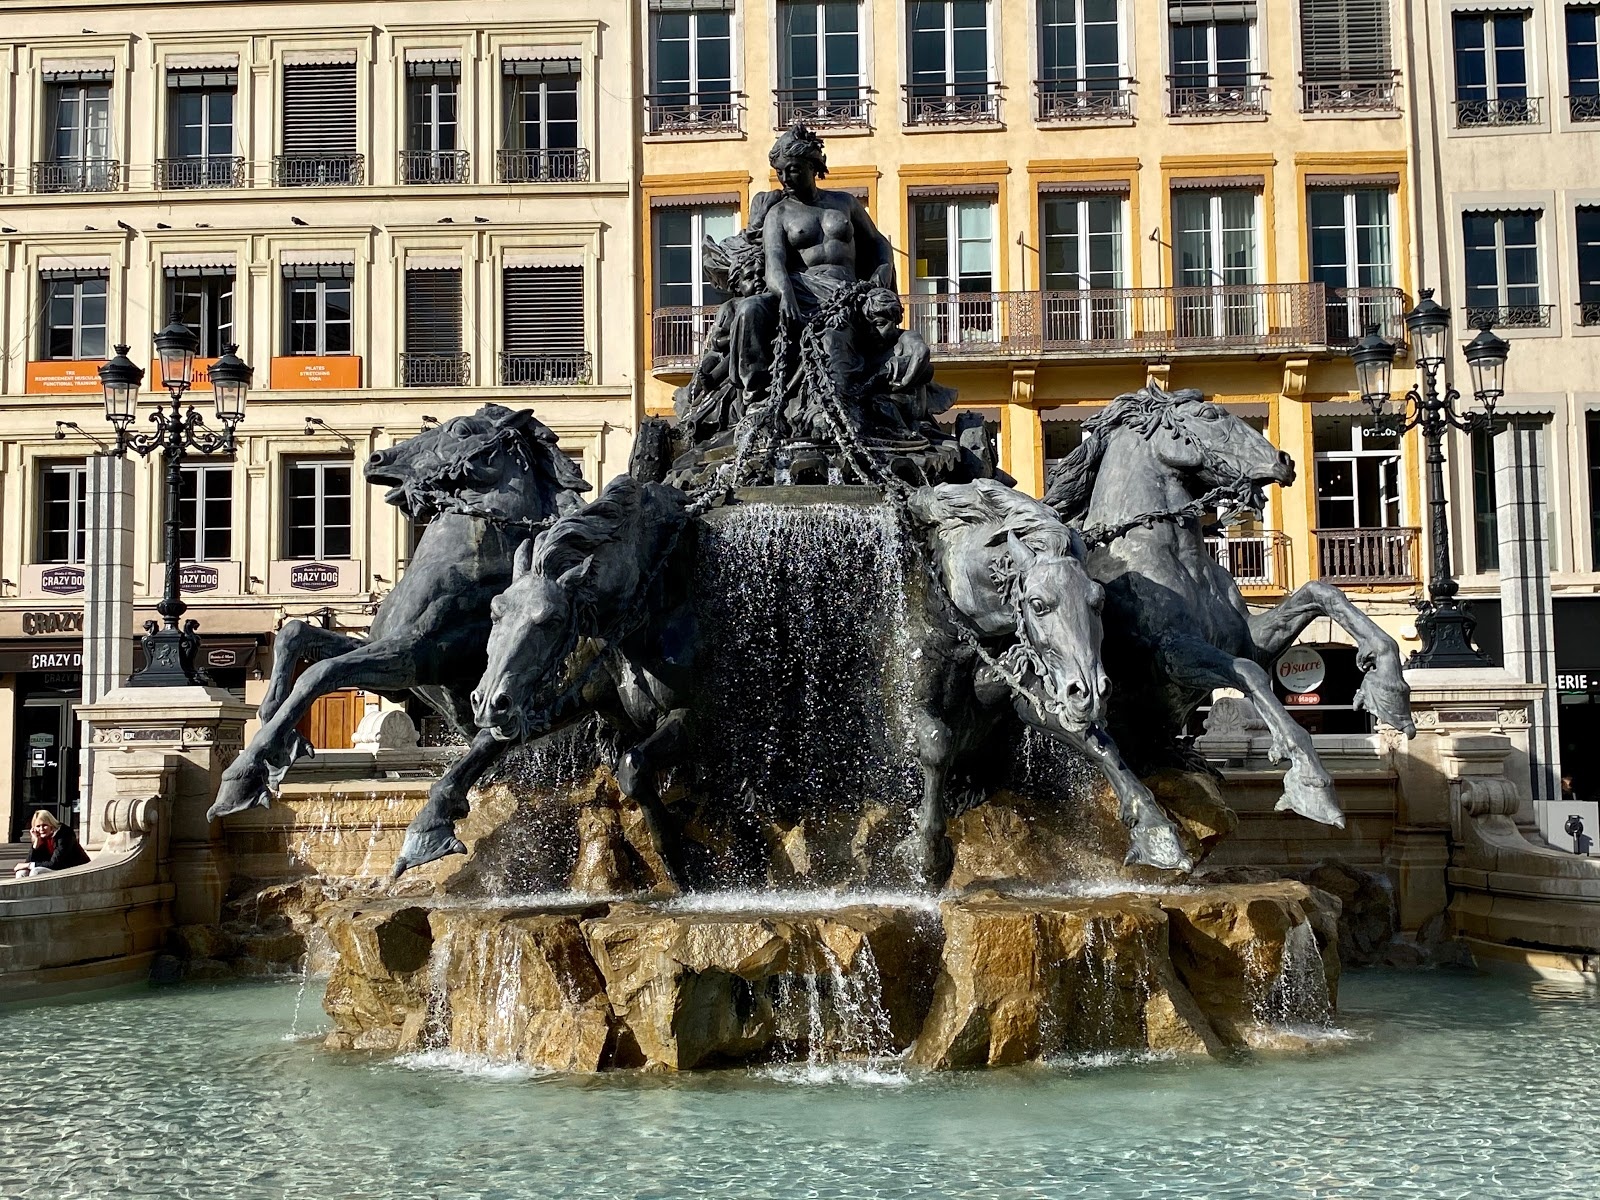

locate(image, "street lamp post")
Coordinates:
1347 288 1510 668
98 320 253 686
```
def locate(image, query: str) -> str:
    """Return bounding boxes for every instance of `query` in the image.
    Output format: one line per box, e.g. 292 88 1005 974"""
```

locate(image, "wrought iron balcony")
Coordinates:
1169 75 1266 116
155 155 246 189
1315 528 1420 586
32 158 120 193
651 306 720 372
1034 79 1133 121
499 351 593 385
496 147 591 183
400 352 471 387
1462 303 1552 329
1569 92 1600 121
1325 286 1410 350
902 83 1003 126
1578 300 1600 327
774 87 871 129
1206 531 1291 591
645 94 744 135
400 150 470 184
1301 77 1399 113
273 153 364 187
1453 95 1541 127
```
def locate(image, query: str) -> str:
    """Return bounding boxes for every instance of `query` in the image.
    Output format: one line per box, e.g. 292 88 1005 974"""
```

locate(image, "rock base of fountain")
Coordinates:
321 880 1339 1072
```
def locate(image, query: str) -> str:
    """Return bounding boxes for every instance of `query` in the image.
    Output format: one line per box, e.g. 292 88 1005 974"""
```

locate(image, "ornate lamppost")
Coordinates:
1347 289 1510 668
97 320 253 686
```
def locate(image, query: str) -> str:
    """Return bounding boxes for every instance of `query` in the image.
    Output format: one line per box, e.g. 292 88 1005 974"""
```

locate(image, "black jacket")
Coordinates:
27 823 90 870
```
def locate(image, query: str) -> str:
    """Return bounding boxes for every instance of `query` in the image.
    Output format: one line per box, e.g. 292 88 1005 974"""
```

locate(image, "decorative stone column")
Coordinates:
77 686 253 926
79 454 135 849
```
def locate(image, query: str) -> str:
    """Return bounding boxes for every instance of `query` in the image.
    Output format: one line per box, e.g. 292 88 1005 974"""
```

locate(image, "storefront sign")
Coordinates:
0 647 84 672
269 559 359 594
180 564 220 592
146 560 241 595
1274 647 1326 694
149 357 217 392
1284 692 1322 707
0 636 259 674
269 355 362 390
22 611 84 635
25 360 106 394
206 647 238 668
1557 672 1592 692
39 566 86 596
290 562 339 591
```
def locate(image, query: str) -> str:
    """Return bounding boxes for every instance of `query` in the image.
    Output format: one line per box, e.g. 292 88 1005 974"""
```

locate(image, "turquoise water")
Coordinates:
2 969 1595 1199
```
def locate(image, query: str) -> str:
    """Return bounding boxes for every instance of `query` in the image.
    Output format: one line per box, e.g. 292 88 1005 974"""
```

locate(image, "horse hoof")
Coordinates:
205 766 273 822
1274 773 1345 829
394 827 468 875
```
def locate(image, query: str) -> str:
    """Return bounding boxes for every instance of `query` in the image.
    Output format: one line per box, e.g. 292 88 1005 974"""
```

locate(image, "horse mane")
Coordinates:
529 477 687 617
915 479 1081 560
1043 385 1205 521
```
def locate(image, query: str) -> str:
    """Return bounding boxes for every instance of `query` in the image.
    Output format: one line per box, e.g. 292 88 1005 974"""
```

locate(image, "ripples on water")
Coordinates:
1 970 1596 1199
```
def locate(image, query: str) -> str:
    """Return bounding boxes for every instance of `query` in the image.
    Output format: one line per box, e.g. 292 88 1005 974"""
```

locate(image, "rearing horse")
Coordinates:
1045 386 1415 830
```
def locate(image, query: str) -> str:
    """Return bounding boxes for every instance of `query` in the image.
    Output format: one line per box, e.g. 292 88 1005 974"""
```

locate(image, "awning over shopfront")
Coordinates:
0 636 263 676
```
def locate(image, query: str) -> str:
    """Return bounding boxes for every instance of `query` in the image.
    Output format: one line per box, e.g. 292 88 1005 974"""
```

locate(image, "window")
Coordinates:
1172 188 1260 338
284 459 352 560
1578 207 1600 326
165 268 235 357
1169 2 1260 113
163 69 237 187
1040 192 1126 341
911 196 997 343
404 63 462 183
42 74 114 191
1570 6 1600 119
403 268 465 386
1308 187 1396 343
648 2 736 132
502 266 588 384
1472 419 1553 572
907 0 997 123
778 1 866 126
501 62 583 181
1313 416 1402 529
278 62 360 185
1462 210 1545 326
1038 0 1124 115
38 462 87 565
283 265 354 355
171 464 233 562
41 271 108 360
653 206 739 308
1453 12 1535 125
1300 0 1393 110
1588 413 1600 564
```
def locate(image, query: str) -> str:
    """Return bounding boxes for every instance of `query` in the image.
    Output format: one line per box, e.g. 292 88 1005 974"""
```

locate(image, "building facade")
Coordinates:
0 0 642 838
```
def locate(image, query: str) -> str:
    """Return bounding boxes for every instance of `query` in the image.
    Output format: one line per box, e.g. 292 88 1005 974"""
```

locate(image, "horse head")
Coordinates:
473 477 686 741
365 404 590 526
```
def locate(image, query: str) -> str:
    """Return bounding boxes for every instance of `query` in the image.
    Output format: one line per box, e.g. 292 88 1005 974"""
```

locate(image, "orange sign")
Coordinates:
136 357 219 392
270 356 362 390
26 361 105 394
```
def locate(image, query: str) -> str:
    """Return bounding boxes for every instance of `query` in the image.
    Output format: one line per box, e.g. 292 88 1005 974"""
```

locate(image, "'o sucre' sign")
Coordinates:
1275 646 1326 694
289 562 340 592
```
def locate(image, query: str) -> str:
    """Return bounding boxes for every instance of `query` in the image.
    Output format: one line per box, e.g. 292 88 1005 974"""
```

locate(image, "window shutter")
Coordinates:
503 267 584 354
1301 0 1390 81
405 269 463 354
282 63 357 154
168 69 238 89
1169 1 1258 23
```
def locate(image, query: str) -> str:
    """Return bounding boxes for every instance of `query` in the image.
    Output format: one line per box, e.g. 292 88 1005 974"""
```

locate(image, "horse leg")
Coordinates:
615 706 692 884
208 640 421 821
1160 635 1344 828
394 728 510 875
1248 581 1416 737
1074 726 1192 872
257 619 363 723
899 710 955 889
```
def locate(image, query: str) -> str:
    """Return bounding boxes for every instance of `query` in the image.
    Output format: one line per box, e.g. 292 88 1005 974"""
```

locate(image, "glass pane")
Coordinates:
1453 15 1488 100
653 14 691 92
913 201 950 288
207 90 234 155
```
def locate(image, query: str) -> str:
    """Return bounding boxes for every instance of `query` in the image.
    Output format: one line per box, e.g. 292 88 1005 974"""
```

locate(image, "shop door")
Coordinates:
296 688 367 750
13 697 80 838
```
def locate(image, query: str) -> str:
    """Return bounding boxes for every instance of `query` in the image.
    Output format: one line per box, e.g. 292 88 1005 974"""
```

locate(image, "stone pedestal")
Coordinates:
79 455 135 850
77 685 253 926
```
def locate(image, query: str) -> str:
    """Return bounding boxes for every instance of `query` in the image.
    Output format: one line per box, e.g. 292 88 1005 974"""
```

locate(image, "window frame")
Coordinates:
1038 0 1125 89
48 80 112 164
166 83 235 160
652 204 740 308
407 74 459 155
1307 185 1397 340
40 272 109 361
36 460 88 566
907 0 995 97
502 72 580 152
779 0 866 98
170 462 235 563
282 270 355 357
1452 10 1532 103
650 7 736 103
165 270 236 358
282 457 354 561
1461 208 1544 311
1311 416 1405 530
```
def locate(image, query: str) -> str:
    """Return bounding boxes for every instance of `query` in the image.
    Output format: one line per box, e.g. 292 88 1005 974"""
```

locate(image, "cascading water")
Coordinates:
1257 921 1335 1030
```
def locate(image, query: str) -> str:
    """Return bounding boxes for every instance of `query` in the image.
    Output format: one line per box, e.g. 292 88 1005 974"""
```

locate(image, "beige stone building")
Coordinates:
0 0 641 838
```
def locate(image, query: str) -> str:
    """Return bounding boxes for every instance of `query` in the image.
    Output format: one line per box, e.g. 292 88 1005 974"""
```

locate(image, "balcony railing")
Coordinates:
273 153 364 187
1325 286 1410 350
400 150 470 184
401 352 470 387
1034 79 1133 121
1569 92 1600 121
902 83 1003 126
652 284 1339 371
1169 75 1266 116
1315 528 1420 585
774 87 871 129
155 155 246 189
1454 95 1541 127
1463 303 1553 329
1206 531 1291 591
497 147 591 183
32 158 120 193
1578 300 1600 327
645 94 744 135
499 351 592 385
1301 77 1398 113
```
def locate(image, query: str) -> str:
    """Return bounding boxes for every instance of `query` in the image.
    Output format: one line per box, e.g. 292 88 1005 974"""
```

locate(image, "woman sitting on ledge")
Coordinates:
13 810 90 878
